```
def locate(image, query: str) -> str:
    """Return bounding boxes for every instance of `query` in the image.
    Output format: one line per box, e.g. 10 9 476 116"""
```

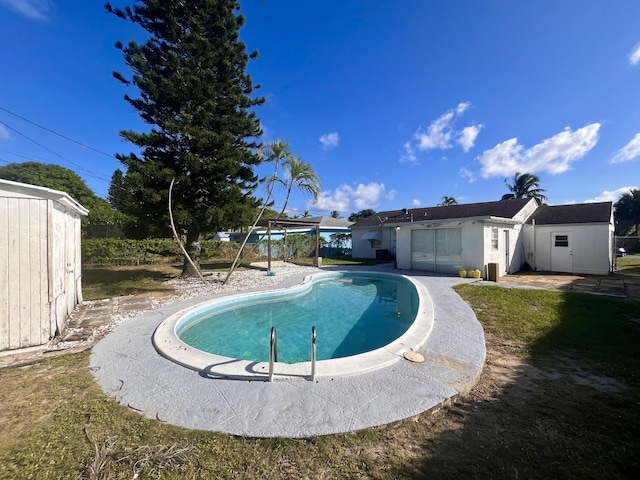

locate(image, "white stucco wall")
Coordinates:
395 221 526 277
351 227 395 259
476 223 525 276
523 223 613 275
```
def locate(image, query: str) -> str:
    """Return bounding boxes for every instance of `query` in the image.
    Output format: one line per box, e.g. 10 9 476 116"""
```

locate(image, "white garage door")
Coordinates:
411 228 462 274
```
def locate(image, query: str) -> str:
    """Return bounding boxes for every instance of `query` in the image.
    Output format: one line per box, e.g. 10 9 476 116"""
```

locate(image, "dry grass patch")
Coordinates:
82 264 181 300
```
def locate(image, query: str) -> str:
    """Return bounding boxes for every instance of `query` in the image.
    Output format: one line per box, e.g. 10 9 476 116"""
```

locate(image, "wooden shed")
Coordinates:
0 179 88 352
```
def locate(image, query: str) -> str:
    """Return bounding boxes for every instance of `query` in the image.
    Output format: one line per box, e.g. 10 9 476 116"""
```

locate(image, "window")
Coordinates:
491 228 499 250
371 239 381 248
555 235 569 247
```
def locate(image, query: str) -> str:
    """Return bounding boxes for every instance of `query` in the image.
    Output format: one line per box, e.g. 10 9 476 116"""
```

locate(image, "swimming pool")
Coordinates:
153 271 434 380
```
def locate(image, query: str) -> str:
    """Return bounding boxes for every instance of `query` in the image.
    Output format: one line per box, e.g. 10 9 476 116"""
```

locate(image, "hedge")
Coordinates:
82 238 243 266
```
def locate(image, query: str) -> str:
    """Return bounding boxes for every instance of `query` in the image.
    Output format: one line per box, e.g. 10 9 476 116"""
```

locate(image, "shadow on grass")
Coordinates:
82 266 178 300
392 287 640 480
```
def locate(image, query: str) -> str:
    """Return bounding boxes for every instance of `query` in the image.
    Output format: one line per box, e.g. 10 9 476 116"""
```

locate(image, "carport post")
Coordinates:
267 221 272 272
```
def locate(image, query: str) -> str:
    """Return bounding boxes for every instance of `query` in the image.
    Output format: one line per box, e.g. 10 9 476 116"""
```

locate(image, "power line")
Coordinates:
0 106 116 159
0 121 111 183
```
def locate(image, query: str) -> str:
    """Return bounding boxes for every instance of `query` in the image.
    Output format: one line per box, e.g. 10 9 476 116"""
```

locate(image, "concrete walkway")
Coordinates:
90 269 485 438
0 295 157 369
500 271 640 300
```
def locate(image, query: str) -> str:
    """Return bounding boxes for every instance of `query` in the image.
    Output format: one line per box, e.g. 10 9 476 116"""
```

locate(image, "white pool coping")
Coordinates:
153 271 434 380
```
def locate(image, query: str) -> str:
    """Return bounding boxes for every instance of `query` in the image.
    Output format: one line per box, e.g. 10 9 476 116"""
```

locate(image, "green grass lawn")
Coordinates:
453 284 640 387
291 256 387 267
1 279 639 479
616 255 640 274
81 264 181 300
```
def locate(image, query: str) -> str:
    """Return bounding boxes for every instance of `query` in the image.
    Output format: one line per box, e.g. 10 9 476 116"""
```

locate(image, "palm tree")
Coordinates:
276 156 321 217
330 210 341 219
501 172 547 204
224 139 293 284
226 152 321 281
614 189 640 235
438 196 458 206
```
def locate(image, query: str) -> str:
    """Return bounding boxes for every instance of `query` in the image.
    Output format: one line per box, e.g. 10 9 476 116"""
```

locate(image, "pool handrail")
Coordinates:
311 326 316 381
269 326 278 382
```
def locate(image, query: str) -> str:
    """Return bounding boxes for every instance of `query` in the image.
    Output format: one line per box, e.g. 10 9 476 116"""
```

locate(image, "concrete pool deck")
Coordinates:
90 267 485 438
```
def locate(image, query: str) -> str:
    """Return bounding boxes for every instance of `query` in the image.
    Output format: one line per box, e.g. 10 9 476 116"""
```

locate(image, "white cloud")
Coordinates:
611 133 640 163
312 182 388 211
401 102 480 164
456 102 471 115
400 141 418 164
319 132 339 150
629 43 640 66
585 186 639 203
459 167 476 183
0 0 53 22
415 110 456 151
412 198 421 206
385 189 397 201
0 123 10 139
458 124 483 152
477 123 601 178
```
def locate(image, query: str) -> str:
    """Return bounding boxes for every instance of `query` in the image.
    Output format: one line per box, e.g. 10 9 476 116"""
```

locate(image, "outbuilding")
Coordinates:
522 202 614 275
0 179 88 352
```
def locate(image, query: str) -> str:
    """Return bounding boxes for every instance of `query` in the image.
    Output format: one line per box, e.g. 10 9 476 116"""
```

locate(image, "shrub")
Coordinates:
82 238 246 266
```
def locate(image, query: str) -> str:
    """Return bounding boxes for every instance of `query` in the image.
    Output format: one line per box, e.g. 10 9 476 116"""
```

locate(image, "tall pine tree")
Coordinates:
106 0 264 276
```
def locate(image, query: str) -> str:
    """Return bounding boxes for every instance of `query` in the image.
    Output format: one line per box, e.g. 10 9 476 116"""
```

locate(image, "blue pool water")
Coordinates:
177 273 419 363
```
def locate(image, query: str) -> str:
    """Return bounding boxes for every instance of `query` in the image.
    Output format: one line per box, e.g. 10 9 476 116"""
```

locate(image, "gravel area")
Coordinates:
163 261 320 302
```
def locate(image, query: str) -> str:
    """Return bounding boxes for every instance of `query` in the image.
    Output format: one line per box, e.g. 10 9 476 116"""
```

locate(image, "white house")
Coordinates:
351 198 614 277
0 179 88 352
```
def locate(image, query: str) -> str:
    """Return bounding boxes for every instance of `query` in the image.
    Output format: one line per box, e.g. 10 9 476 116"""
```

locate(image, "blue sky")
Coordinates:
1 0 640 218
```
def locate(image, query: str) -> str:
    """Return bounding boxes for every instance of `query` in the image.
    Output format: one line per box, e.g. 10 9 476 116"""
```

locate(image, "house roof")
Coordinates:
527 202 612 225
350 198 534 228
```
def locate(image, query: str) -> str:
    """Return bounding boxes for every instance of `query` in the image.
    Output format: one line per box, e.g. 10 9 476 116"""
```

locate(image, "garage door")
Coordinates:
411 228 462 274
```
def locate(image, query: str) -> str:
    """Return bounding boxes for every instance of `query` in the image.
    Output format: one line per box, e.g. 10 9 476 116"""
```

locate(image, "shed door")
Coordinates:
551 232 572 273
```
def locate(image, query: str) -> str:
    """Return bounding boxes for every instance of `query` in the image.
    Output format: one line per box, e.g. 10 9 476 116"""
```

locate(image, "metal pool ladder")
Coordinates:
268 327 278 382
311 326 317 381
268 326 317 382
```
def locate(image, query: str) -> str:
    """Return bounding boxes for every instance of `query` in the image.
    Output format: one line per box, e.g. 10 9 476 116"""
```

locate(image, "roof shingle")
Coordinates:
527 202 612 225
351 198 533 228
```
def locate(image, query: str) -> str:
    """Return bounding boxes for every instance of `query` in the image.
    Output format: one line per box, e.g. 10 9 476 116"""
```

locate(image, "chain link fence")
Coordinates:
615 236 640 256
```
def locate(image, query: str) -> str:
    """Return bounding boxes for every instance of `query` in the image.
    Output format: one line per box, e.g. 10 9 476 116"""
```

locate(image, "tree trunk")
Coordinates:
182 228 202 277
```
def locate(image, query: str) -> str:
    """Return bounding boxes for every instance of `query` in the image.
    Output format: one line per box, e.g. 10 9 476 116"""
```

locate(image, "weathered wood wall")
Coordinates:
0 197 50 350
0 181 86 352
